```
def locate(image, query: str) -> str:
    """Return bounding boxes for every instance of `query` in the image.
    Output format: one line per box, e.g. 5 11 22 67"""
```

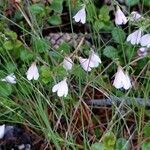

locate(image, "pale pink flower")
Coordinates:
130 11 142 21
137 47 148 57
79 57 92 72
63 57 73 71
89 50 101 68
140 34 150 47
1 73 16 84
113 66 132 90
73 5 86 24
126 28 143 45
115 6 127 25
26 62 39 80
52 78 68 97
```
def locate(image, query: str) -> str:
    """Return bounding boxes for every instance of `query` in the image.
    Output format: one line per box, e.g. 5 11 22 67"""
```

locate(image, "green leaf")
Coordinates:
91 143 103 150
20 49 34 61
142 142 150 150
125 0 140 6
93 21 105 31
144 121 150 137
3 41 13 50
103 132 116 150
40 66 52 84
99 5 110 22
57 42 70 54
103 46 118 59
14 40 22 49
111 27 126 44
48 15 62 25
0 82 12 97
6 62 17 73
33 38 49 53
50 0 63 13
4 30 17 40
28 4 45 15
115 138 128 150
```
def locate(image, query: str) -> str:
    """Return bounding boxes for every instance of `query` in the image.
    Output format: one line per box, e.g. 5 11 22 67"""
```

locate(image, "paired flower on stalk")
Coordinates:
79 50 101 72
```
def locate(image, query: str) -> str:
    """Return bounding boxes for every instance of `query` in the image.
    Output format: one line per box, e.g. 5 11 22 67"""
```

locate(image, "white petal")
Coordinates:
79 57 92 72
63 57 73 71
52 84 59 92
127 29 142 45
89 50 101 68
0 124 5 139
73 7 86 24
140 34 150 47
123 73 132 90
52 79 68 97
1 73 16 84
113 67 125 89
115 6 127 25
26 62 39 81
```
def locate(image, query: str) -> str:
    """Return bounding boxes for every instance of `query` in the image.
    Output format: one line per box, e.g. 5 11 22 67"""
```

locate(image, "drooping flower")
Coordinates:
115 6 127 25
113 66 132 90
26 62 39 80
137 47 148 57
140 34 150 47
52 78 68 97
1 73 16 84
63 57 73 71
73 5 86 24
89 50 101 68
79 57 92 72
0 124 5 139
126 28 143 45
130 11 142 22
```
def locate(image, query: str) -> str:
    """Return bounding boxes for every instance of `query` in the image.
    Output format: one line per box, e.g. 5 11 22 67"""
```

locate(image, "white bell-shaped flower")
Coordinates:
126 28 143 45
113 66 132 90
79 57 93 72
73 5 86 24
89 50 101 68
140 34 150 47
0 124 5 139
1 73 16 84
63 57 73 71
130 11 142 21
26 62 39 80
115 6 127 25
52 78 68 97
